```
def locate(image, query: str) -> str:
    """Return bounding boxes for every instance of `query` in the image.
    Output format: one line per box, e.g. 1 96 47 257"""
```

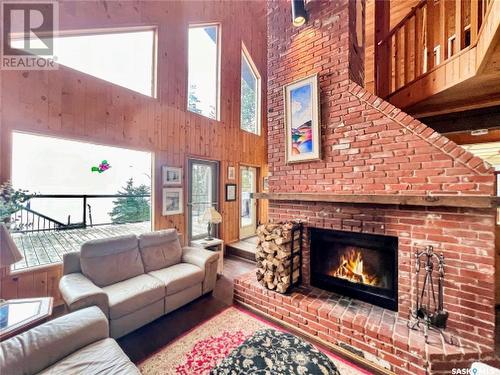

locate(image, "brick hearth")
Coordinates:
234 272 497 375
234 0 499 373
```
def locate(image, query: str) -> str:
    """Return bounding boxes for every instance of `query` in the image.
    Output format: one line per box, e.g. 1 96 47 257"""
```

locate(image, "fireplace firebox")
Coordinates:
310 228 398 311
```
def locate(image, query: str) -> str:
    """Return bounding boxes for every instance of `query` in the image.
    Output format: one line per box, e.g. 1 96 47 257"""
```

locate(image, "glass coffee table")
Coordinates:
0 297 53 341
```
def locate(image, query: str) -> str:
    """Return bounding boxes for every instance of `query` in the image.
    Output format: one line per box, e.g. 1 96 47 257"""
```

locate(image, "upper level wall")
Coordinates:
0 0 268 244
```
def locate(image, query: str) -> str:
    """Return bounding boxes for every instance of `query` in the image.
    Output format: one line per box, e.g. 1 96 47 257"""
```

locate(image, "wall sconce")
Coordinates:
292 0 307 27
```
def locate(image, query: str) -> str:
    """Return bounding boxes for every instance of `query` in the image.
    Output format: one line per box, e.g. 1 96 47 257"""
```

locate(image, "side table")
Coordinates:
0 297 53 341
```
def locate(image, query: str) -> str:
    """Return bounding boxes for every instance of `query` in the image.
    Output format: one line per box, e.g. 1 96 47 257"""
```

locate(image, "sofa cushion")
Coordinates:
149 263 204 296
38 338 140 375
80 235 144 287
138 229 182 272
102 274 165 320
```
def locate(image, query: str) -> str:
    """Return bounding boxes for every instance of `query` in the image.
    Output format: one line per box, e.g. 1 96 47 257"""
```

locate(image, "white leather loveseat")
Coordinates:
59 229 219 338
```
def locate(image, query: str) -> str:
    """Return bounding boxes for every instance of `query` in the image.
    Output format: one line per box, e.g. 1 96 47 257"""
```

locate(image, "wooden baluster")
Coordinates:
404 23 411 84
395 30 401 89
375 0 390 97
415 7 422 77
470 0 479 45
426 1 435 71
455 0 463 52
439 0 446 63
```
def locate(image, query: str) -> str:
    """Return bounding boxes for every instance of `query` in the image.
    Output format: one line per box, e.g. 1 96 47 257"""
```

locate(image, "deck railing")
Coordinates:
10 194 151 233
376 0 494 98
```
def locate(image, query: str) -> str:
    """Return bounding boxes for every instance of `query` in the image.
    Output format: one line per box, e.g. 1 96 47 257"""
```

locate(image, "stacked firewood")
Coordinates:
256 222 301 293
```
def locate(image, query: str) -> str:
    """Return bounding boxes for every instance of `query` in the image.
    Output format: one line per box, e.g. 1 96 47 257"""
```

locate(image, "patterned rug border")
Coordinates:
138 304 372 375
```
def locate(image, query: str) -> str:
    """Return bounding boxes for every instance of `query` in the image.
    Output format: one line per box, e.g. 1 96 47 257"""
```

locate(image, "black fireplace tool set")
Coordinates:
407 245 456 345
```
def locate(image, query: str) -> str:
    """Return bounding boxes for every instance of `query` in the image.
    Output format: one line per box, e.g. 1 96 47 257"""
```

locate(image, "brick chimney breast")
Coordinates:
267 0 493 196
265 0 496 349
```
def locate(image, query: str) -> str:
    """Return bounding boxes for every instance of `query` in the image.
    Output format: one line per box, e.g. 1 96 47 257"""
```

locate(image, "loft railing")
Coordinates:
10 194 151 233
376 0 494 98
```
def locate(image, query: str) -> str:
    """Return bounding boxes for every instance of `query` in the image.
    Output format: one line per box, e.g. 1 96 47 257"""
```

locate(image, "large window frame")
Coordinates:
11 26 158 98
187 23 221 121
240 43 261 135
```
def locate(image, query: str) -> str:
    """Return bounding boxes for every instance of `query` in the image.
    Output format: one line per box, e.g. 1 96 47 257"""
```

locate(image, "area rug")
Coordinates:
139 306 371 375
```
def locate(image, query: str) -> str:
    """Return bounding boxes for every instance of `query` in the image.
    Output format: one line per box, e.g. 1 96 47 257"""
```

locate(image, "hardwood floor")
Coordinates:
117 256 255 364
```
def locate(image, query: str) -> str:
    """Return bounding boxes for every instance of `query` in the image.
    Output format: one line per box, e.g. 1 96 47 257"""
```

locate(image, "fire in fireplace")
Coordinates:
332 247 380 286
310 228 398 311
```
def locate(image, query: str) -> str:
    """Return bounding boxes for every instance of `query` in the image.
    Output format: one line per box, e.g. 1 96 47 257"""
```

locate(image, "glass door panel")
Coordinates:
188 159 219 240
240 166 257 239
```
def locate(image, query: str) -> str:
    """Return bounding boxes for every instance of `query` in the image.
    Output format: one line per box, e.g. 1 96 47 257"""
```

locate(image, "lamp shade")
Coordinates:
0 223 23 268
201 207 222 224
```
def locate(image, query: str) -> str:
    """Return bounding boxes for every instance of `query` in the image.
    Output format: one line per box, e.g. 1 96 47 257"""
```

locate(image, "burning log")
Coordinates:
256 222 301 293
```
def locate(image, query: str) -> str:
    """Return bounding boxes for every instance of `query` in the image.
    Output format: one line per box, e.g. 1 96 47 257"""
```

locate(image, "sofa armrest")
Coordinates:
63 251 82 275
182 246 219 294
59 273 109 317
0 306 108 375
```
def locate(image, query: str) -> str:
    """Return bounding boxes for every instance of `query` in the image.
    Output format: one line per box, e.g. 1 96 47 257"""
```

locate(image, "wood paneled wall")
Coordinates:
0 1 267 302
1 265 63 305
0 0 268 244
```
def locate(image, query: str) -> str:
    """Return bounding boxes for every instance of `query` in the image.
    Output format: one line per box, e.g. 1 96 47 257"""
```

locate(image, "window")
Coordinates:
188 24 220 120
12 28 157 97
240 44 261 135
11 132 152 231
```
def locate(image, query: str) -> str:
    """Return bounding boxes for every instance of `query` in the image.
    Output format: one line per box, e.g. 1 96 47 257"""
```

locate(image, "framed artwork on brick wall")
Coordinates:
284 74 321 163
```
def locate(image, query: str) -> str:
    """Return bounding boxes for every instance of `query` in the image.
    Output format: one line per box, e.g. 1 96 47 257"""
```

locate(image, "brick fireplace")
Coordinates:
234 0 498 374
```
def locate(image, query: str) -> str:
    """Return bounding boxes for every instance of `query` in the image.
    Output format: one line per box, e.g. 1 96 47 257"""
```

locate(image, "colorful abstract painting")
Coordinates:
285 75 320 163
290 84 313 155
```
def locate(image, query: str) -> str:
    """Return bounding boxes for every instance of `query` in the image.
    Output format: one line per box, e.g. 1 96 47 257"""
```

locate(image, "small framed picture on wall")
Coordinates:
225 183 237 201
163 166 183 186
228 166 236 180
263 176 269 191
162 187 183 215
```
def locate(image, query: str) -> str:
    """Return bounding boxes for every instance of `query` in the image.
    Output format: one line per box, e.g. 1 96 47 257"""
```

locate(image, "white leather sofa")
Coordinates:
0 306 139 375
59 229 219 338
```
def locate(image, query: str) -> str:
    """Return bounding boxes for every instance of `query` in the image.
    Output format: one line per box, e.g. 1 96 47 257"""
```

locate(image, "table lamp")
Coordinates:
201 207 222 240
0 223 22 269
